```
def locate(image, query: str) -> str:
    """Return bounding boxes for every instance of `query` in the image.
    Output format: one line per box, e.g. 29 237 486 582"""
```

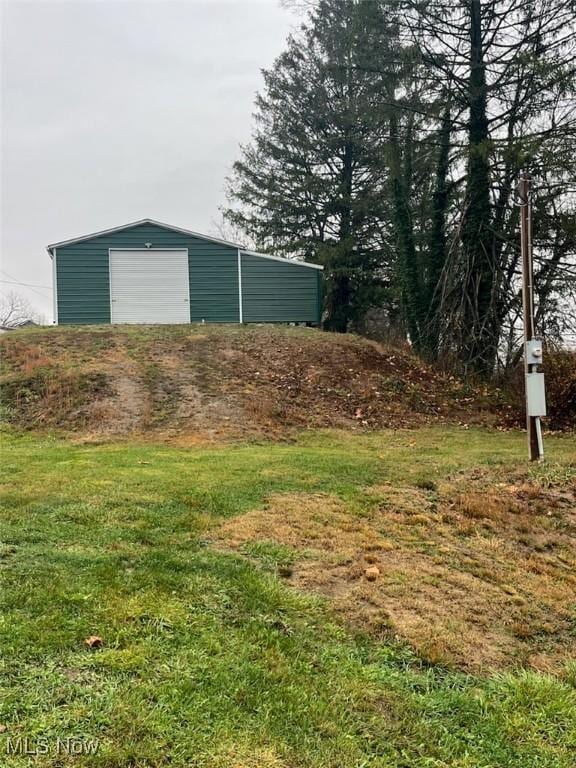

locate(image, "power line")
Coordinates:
0 270 52 298
0 279 52 290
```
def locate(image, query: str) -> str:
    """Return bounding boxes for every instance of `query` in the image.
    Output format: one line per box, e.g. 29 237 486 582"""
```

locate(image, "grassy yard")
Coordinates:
1 425 575 767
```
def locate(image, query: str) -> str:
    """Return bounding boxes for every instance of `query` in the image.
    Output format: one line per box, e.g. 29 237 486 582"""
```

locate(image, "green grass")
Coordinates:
1 426 575 767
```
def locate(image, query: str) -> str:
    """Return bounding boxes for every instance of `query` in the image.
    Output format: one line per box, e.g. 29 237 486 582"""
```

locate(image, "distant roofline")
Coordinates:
46 218 323 270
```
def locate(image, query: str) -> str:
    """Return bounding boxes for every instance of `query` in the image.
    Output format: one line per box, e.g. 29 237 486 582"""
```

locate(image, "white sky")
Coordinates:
0 0 297 321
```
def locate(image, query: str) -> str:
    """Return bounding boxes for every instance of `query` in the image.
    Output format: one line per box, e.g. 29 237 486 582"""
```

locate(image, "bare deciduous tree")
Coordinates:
0 291 39 328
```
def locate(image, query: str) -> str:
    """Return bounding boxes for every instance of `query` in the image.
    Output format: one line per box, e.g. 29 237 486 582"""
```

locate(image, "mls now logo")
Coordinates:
5 736 100 755
56 737 100 755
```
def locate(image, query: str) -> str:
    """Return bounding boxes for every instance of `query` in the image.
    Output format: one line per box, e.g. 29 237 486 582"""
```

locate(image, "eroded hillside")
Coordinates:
0 325 510 440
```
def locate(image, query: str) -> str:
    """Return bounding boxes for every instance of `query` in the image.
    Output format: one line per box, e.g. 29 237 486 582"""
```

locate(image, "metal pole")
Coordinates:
519 173 543 461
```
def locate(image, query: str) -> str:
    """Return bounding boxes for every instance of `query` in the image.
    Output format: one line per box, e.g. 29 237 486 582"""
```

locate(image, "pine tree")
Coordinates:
227 0 576 366
225 0 399 331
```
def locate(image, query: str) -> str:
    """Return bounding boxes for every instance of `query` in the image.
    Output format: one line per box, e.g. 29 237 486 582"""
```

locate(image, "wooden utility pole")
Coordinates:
518 173 545 461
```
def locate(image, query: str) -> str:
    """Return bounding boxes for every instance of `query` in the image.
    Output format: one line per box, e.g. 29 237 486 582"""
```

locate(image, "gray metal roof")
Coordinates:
46 218 323 269
46 218 244 252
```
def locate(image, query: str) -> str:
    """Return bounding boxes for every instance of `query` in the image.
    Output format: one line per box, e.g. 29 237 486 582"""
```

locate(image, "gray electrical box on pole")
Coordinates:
518 174 545 461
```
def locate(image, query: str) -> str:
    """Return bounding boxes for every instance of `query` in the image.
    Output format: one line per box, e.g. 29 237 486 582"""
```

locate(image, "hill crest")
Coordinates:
0 325 509 440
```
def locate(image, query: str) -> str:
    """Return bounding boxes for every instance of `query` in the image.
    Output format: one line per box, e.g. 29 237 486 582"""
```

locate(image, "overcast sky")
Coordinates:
1 0 296 321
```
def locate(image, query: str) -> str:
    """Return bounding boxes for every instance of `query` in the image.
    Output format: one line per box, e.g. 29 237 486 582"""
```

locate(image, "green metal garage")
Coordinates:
47 219 323 325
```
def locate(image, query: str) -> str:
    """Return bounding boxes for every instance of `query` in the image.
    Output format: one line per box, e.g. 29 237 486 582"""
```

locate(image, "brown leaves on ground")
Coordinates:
215 478 576 673
0 326 510 439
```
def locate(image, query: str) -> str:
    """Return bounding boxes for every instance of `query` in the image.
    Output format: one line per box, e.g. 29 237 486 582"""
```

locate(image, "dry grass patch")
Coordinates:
215 481 576 672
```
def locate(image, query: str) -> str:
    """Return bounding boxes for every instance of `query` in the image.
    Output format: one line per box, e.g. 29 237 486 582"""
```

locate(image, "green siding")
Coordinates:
189 247 239 323
56 248 110 324
241 254 320 323
55 223 239 325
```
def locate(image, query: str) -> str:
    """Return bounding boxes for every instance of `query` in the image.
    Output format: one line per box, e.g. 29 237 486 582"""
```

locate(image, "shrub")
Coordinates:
545 350 576 430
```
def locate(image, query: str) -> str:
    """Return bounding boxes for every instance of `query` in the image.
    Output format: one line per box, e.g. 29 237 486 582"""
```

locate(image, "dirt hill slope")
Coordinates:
1 325 510 440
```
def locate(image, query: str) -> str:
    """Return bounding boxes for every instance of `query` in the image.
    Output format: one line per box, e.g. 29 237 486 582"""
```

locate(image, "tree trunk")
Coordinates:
460 0 496 376
324 139 354 333
424 102 451 358
389 112 423 350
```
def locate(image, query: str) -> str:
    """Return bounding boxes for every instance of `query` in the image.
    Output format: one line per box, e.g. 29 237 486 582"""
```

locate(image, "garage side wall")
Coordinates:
55 223 239 324
55 244 111 324
241 254 321 324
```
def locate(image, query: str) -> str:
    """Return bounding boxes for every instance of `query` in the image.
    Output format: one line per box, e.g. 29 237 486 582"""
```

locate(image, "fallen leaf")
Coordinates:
364 566 380 581
84 635 103 649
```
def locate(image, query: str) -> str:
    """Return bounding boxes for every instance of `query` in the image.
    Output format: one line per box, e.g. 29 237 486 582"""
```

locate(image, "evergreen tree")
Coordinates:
227 0 576 372
225 0 399 331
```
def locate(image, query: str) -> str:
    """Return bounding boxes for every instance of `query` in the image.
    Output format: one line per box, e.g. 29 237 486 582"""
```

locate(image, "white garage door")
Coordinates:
110 250 190 324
